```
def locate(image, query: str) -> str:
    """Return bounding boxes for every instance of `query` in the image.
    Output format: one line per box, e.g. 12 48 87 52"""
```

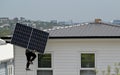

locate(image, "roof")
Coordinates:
46 22 120 38
1 22 120 40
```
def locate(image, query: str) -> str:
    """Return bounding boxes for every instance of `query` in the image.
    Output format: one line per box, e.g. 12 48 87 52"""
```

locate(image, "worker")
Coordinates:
25 49 36 70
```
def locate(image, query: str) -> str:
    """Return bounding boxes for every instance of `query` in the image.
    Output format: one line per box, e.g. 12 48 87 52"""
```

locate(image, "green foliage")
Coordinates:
95 62 120 75
0 28 12 37
35 21 62 29
107 65 111 75
0 20 69 37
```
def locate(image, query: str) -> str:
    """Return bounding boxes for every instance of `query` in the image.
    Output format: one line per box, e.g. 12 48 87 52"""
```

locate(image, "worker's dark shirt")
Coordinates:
26 49 35 54
26 49 31 54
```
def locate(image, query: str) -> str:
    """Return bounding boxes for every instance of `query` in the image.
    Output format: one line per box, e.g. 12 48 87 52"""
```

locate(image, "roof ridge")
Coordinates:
43 22 90 32
90 22 120 27
43 22 120 32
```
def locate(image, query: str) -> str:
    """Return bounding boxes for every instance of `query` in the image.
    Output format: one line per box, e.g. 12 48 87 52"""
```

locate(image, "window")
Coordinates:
38 54 51 68
8 66 13 75
37 53 53 75
80 70 96 75
37 70 53 75
10 67 12 75
81 53 95 68
80 53 96 75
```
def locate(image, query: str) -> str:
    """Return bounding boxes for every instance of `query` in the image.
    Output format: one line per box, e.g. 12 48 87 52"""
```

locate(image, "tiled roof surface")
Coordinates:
46 23 120 37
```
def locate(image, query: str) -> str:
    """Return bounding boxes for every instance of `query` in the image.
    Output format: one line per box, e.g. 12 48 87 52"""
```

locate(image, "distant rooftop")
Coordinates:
0 39 6 45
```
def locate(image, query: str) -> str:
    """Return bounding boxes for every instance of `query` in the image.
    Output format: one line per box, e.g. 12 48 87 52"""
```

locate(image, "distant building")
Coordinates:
20 17 26 22
31 24 36 28
50 20 57 24
58 20 73 25
0 39 6 45
13 18 19 23
112 20 120 25
0 17 9 23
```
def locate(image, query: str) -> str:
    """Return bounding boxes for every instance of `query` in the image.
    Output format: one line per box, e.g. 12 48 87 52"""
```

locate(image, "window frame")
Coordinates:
7 65 13 75
37 52 53 75
80 51 96 75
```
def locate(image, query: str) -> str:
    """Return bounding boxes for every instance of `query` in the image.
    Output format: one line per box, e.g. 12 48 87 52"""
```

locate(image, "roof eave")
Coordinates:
1 36 120 42
49 36 120 39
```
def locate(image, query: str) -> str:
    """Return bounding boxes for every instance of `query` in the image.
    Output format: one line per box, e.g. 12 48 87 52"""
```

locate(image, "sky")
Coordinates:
0 0 120 22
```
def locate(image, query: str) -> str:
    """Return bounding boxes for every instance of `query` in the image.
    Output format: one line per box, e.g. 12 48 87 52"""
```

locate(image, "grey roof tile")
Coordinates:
47 23 120 37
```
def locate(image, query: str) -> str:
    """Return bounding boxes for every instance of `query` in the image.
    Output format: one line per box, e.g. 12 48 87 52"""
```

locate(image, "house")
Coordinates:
0 58 14 75
1 20 120 75
112 20 120 25
0 39 14 75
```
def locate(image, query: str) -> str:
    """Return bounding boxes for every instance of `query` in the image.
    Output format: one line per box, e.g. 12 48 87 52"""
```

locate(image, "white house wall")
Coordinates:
14 46 37 75
14 39 120 75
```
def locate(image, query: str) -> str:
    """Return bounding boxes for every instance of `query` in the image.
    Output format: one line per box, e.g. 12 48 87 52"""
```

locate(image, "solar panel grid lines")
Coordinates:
28 28 49 53
11 23 49 53
11 23 32 48
26 28 33 49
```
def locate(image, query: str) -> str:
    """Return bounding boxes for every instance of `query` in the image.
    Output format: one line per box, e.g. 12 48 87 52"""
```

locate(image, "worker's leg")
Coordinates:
30 52 36 63
26 53 31 69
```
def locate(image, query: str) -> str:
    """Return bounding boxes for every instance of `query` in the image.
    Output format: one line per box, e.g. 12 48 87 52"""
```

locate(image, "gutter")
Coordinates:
49 36 120 39
1 36 120 43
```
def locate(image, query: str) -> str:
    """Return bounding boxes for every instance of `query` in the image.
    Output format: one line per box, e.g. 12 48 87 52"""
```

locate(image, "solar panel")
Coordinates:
11 23 49 53
11 23 32 48
28 28 49 53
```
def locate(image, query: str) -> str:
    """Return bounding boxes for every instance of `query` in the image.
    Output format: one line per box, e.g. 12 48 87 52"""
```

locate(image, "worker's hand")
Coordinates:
32 50 36 53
